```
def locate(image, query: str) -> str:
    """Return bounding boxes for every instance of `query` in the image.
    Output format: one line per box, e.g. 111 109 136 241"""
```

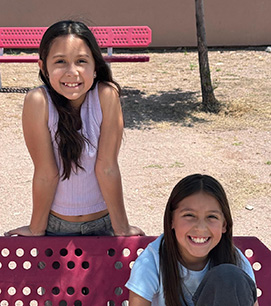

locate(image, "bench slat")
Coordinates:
0 55 150 63
0 26 152 49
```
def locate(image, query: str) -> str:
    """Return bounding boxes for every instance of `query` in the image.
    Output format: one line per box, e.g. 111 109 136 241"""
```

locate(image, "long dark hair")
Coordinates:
39 20 121 180
159 174 240 306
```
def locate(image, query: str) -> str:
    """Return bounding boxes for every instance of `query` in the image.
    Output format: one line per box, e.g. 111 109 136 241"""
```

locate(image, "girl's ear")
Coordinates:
38 59 45 75
222 219 227 233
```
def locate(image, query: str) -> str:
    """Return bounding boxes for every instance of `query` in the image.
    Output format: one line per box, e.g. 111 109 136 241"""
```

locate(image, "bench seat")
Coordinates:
0 26 152 88
0 236 270 305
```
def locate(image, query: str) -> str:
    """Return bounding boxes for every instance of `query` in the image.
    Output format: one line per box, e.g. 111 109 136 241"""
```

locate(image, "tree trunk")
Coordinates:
195 0 220 113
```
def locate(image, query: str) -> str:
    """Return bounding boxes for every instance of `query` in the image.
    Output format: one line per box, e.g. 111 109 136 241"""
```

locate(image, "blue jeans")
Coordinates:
45 213 114 236
192 264 257 306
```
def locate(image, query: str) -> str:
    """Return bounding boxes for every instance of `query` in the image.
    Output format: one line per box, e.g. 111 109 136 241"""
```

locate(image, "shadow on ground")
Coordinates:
122 87 207 129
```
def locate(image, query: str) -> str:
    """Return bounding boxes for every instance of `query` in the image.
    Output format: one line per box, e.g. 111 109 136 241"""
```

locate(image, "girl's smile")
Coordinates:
39 34 96 108
172 192 227 270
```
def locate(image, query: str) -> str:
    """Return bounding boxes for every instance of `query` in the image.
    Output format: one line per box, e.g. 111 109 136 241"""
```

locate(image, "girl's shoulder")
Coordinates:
24 86 49 120
235 247 256 282
97 82 120 102
97 82 121 117
139 235 163 259
24 86 48 108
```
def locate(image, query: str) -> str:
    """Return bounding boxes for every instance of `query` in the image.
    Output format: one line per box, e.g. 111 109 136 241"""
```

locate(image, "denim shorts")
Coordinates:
46 213 114 236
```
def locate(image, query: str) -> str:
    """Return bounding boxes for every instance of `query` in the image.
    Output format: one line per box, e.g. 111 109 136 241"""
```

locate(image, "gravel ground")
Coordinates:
0 48 270 249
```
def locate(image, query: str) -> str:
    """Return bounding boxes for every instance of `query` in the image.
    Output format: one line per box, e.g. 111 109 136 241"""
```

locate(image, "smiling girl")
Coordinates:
5 20 144 237
126 174 258 306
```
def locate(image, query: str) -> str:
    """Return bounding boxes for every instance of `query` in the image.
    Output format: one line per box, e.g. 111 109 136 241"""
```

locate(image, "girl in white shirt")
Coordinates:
126 174 258 306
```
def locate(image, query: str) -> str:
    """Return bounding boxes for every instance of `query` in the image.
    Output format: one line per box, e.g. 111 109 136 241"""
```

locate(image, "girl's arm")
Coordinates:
129 291 151 306
254 301 259 306
95 83 144 236
5 88 59 236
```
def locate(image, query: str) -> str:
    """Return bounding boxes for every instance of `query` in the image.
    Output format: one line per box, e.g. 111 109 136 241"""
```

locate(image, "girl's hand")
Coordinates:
114 225 145 237
4 226 45 237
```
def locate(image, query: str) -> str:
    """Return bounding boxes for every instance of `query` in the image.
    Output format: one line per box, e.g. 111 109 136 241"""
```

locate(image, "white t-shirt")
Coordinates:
125 235 255 306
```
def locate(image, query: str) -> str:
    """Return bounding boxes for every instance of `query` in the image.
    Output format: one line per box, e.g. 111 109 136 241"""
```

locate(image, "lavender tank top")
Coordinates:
44 84 107 215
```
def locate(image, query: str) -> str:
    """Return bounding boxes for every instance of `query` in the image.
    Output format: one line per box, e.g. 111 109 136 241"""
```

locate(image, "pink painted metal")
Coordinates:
0 236 269 305
0 54 150 63
233 236 271 306
0 236 155 305
0 26 152 49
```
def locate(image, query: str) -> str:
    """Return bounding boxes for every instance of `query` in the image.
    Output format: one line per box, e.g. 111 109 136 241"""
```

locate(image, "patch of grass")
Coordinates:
189 62 197 70
143 164 164 169
169 161 185 168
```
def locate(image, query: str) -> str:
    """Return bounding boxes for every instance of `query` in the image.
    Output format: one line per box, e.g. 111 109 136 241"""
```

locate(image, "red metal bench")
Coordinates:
0 26 152 88
0 236 269 305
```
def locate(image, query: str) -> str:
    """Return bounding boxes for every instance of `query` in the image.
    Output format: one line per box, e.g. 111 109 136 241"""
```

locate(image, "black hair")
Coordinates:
38 20 121 179
159 174 240 305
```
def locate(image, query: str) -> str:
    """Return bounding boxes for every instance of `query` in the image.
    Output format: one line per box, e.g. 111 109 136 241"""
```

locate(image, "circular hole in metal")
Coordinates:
8 261 17 270
8 287 16 296
52 261 60 269
60 248 68 257
114 287 123 296
59 301 67 306
74 301 82 306
23 261 31 270
16 248 24 257
129 261 135 269
114 261 123 270
257 288 262 297
1 248 10 257
252 262 262 271
38 261 46 270
122 248 130 257
30 248 38 257
137 248 144 256
75 248 83 256
67 261 75 269
30 301 38 306
245 249 254 258
45 249 53 257
52 287 60 295
82 287 89 295
37 287 45 296
22 287 31 296
15 301 23 306
107 301 115 306
67 287 75 295
107 248 115 257
82 261 89 269
0 300 9 306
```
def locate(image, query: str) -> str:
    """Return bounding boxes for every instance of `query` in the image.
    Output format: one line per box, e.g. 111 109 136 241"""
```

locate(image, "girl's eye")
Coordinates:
55 60 65 64
208 215 219 220
183 214 195 218
78 59 87 63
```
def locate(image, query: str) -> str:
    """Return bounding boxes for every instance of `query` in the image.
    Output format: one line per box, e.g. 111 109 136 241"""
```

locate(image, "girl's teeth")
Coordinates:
65 83 79 87
190 237 209 244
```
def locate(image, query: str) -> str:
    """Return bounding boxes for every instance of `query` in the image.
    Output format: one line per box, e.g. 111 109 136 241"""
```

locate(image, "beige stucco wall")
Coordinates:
0 0 270 47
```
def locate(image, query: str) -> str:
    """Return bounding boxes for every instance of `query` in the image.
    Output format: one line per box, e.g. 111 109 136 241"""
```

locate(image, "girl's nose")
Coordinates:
66 64 79 76
195 219 207 230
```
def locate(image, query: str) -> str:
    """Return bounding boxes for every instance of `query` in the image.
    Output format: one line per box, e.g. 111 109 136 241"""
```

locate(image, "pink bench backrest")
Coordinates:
0 26 152 49
0 236 270 305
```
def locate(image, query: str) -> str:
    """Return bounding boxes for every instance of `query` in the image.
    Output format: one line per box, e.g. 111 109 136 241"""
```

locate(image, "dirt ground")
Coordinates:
0 48 270 249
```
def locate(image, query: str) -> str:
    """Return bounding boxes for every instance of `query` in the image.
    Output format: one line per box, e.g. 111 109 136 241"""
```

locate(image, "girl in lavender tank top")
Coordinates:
5 20 145 237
